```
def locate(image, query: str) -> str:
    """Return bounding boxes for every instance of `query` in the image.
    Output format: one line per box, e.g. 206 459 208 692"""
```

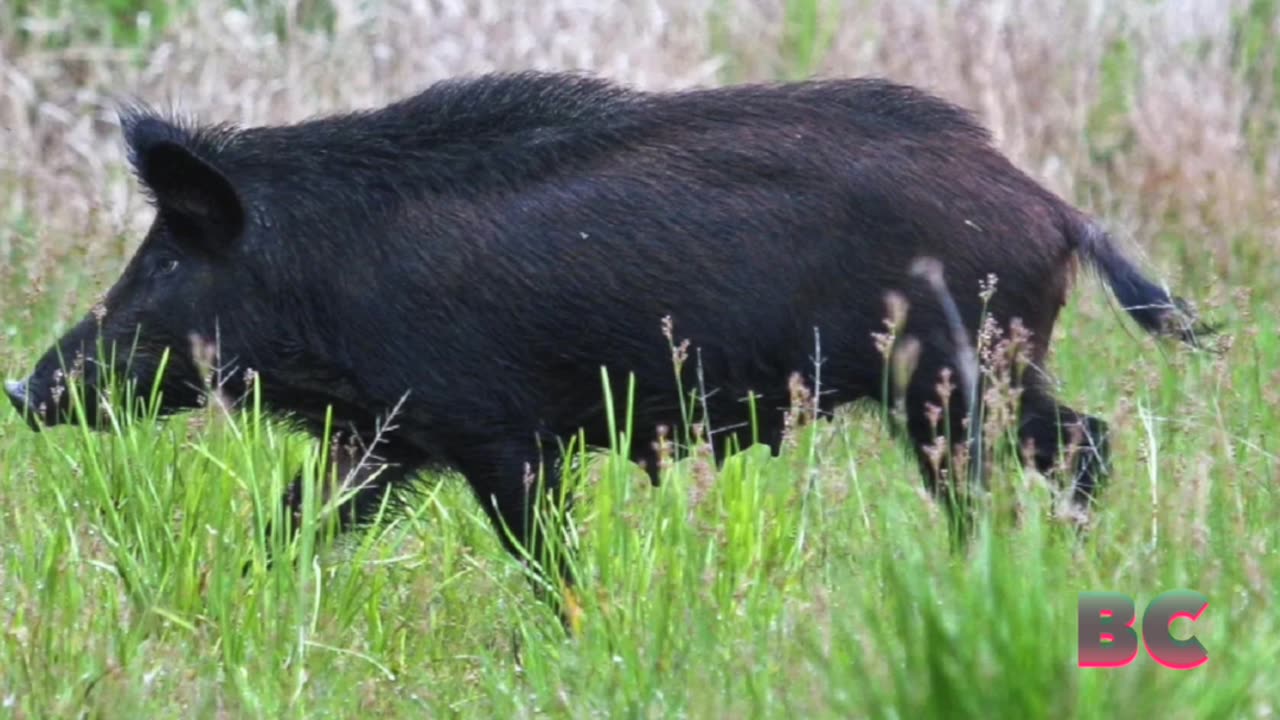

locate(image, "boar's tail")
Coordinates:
1068 213 1218 350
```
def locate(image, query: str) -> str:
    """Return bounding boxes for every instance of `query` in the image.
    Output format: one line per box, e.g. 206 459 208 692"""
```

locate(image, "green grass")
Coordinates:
2 1 1278 713
1 0 335 53
0 247 1276 718
3 0 180 50
710 0 841 85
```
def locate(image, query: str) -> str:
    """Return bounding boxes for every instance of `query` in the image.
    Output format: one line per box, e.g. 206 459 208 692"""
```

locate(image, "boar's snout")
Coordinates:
5 378 28 407
5 377 45 431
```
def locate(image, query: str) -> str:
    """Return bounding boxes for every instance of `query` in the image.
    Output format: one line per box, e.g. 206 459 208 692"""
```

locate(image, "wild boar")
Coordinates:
6 71 1211 595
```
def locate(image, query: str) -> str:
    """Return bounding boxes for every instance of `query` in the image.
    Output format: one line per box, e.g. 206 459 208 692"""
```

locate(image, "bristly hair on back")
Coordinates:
109 71 997 210
110 71 649 202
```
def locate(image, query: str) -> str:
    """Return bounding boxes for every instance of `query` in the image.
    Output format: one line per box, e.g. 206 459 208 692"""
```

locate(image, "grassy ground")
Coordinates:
2 1 1278 718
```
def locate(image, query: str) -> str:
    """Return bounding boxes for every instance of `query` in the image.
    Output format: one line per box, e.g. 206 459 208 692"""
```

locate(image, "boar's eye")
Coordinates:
154 257 179 277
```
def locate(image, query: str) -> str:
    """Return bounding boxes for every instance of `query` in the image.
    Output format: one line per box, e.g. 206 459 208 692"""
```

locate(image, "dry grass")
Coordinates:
2 0 1276 333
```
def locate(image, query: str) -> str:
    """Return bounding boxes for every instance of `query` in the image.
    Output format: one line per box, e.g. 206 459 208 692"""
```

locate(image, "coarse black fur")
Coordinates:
7 71 1215 617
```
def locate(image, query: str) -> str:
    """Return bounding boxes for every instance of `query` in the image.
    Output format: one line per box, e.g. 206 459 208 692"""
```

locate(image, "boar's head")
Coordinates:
7 111 269 431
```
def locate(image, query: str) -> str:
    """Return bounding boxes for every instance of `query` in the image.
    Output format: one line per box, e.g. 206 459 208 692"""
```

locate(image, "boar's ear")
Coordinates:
123 114 245 253
138 142 245 252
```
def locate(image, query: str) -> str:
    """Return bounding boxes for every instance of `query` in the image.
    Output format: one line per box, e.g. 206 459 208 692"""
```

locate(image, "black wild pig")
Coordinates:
7 71 1211 588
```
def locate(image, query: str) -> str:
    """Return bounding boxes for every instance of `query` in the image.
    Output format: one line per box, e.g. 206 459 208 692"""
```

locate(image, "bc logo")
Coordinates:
1077 590 1209 669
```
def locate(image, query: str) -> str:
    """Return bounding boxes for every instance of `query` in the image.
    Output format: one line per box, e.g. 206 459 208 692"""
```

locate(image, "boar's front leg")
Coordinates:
257 437 425 564
456 435 579 626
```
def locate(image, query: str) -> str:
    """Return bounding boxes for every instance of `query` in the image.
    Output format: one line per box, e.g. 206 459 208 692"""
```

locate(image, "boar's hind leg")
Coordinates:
1016 388 1112 512
897 359 977 517
898 360 1111 523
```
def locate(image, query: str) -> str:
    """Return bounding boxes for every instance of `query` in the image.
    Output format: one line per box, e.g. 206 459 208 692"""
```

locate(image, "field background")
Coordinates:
1 0 1277 718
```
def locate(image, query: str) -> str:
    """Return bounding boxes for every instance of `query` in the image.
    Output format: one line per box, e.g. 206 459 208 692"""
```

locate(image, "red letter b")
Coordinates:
1078 592 1139 668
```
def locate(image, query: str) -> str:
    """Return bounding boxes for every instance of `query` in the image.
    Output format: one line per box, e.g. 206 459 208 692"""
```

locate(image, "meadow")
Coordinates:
1 0 1277 717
